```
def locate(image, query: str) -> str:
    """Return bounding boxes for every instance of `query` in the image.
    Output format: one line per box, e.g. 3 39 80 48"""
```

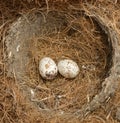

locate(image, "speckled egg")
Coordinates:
58 59 79 79
39 57 58 80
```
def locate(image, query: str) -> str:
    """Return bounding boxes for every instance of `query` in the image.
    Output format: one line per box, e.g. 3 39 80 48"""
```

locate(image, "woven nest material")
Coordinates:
5 8 120 118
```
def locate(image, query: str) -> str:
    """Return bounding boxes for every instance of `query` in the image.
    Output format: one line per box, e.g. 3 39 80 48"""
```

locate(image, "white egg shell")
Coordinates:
39 57 58 80
58 59 79 78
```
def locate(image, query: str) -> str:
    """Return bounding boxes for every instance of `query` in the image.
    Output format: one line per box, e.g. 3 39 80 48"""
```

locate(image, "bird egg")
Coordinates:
58 59 79 78
39 57 58 80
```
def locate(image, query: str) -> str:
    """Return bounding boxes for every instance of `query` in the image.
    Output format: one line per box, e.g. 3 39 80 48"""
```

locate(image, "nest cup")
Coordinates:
5 9 120 117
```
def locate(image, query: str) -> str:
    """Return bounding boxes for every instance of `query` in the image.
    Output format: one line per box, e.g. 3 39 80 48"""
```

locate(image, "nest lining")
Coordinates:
5 9 120 118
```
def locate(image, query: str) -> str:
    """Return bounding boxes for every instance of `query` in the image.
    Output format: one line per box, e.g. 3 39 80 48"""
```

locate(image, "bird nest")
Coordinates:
5 8 120 118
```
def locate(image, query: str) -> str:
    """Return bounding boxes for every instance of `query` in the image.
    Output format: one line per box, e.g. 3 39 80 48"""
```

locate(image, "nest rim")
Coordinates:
5 8 120 118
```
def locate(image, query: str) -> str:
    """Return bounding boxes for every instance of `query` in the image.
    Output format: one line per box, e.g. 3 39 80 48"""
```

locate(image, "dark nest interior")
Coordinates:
0 0 120 123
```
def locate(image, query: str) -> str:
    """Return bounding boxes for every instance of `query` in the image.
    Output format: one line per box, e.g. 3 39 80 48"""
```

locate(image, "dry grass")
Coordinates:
25 12 109 114
0 0 120 123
